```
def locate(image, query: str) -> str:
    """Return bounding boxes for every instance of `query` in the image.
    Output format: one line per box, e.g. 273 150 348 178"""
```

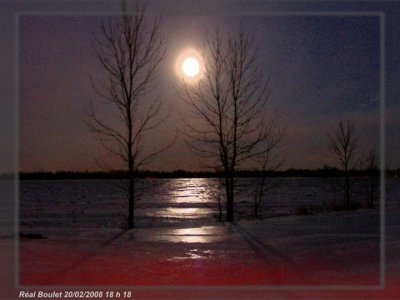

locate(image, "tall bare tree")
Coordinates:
88 3 168 229
327 118 360 210
180 29 282 222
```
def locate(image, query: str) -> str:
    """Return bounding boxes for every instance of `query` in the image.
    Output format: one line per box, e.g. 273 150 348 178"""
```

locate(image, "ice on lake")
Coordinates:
19 177 398 230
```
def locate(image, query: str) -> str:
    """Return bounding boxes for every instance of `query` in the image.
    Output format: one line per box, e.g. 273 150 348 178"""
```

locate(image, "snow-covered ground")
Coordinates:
20 210 380 283
19 208 400 299
16 178 400 298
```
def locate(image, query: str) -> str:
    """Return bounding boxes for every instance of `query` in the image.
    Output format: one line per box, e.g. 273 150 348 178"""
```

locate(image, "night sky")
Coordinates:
1 1 399 172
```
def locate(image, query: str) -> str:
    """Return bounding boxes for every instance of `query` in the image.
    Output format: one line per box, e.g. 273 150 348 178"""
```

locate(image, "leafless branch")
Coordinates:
326 118 360 210
178 27 284 222
88 1 170 229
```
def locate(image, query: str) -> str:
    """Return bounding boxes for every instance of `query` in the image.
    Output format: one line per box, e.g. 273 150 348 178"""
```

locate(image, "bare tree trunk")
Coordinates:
363 149 378 209
326 118 360 211
226 175 234 222
254 175 265 218
253 143 283 219
88 2 169 229
217 192 223 222
345 174 350 210
179 28 282 223
128 155 134 229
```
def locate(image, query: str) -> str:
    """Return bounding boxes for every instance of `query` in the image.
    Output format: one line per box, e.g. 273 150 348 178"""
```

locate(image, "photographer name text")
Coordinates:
19 290 132 299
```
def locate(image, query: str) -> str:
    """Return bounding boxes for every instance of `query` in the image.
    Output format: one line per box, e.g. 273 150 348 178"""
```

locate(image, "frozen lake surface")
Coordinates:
17 177 400 294
19 177 399 229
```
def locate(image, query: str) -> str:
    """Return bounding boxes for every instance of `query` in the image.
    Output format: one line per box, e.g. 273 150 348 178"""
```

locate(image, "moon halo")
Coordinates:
176 49 203 81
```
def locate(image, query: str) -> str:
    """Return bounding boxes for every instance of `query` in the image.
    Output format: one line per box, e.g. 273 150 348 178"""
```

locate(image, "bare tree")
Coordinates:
179 29 282 222
253 144 283 218
88 3 168 229
326 118 360 210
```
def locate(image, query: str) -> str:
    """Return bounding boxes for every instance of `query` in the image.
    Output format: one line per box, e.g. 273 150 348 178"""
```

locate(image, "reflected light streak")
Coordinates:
170 178 212 203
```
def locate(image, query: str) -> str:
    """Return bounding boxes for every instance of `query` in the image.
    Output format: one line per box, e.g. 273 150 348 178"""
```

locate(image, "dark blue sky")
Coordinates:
1 0 399 172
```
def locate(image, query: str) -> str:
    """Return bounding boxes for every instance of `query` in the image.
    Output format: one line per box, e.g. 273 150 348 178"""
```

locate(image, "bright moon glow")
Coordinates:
182 57 200 78
175 49 203 81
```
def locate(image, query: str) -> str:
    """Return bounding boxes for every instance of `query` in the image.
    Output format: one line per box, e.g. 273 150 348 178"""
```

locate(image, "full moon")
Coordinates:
175 49 203 81
181 57 200 78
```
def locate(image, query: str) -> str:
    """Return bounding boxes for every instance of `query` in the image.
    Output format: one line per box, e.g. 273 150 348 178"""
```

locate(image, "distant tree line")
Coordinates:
17 167 393 180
